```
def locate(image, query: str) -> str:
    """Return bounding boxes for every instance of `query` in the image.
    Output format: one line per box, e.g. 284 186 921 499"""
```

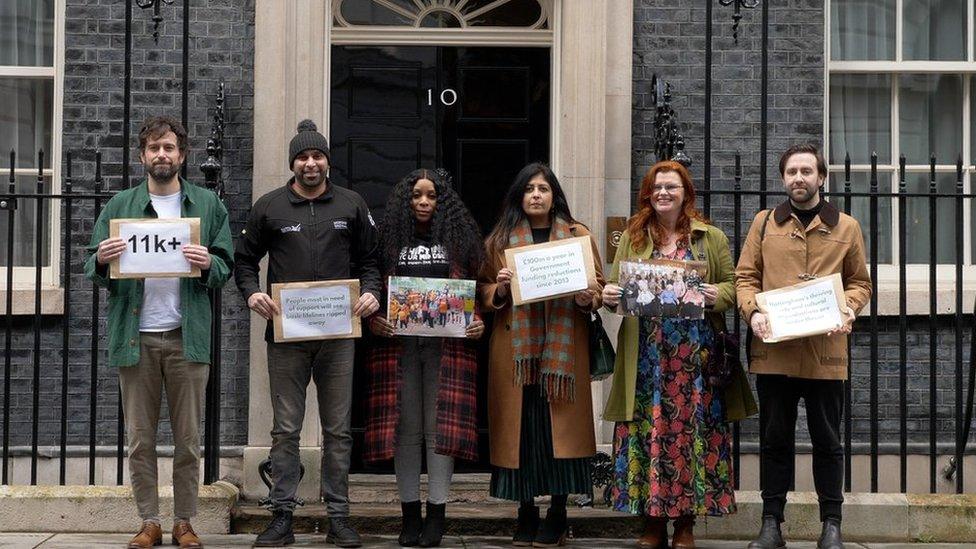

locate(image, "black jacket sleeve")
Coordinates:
353 197 382 300
233 198 268 302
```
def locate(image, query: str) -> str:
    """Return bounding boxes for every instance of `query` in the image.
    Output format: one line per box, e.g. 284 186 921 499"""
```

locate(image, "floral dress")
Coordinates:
610 244 736 518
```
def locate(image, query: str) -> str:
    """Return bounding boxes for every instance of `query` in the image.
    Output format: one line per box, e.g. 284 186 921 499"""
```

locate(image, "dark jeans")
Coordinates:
756 374 844 523
266 339 355 515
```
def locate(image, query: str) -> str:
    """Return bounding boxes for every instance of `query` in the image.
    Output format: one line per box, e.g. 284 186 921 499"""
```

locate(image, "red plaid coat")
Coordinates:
363 265 481 463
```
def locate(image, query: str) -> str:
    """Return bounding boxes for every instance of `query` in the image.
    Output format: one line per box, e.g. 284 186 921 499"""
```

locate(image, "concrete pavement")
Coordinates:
0 534 972 548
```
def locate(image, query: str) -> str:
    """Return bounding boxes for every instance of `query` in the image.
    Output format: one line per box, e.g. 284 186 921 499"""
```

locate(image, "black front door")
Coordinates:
330 45 550 472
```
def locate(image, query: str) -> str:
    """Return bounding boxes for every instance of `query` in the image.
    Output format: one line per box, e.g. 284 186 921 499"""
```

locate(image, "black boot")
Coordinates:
326 517 362 548
818 518 844 549
254 510 295 547
747 515 785 549
398 501 423 547
418 502 446 547
512 503 540 547
532 506 567 548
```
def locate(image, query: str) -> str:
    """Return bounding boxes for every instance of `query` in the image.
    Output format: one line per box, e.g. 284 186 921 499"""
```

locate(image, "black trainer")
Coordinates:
399 501 424 547
818 518 844 549
326 517 362 548
513 504 540 547
418 501 446 547
748 515 786 549
532 507 567 548
254 510 295 547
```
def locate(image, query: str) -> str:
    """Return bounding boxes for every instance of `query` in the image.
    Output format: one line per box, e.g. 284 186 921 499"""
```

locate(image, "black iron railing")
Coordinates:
1 131 227 487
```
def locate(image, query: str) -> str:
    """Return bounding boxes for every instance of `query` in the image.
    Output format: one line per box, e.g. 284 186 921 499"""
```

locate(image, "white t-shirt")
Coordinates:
139 191 183 332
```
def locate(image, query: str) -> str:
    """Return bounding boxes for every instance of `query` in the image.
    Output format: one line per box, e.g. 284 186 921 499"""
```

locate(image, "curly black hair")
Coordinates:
379 168 485 277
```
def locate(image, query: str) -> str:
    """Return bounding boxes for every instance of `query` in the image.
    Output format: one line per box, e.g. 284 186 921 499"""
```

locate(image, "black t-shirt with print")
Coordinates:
396 232 451 278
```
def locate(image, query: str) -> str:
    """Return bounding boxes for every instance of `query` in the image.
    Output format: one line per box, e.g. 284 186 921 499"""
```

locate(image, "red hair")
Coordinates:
628 161 708 253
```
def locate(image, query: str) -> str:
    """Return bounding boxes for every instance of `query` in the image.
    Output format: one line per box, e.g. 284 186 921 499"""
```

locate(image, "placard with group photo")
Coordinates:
109 218 201 279
271 279 362 342
387 276 477 338
617 259 708 319
756 273 847 343
504 236 597 306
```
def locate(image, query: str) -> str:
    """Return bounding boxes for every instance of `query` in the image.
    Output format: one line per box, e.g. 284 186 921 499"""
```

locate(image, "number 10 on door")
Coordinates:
428 88 457 106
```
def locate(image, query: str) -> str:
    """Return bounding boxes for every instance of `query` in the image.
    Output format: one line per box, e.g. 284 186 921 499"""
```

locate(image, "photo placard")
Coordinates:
756 273 848 343
504 236 597 306
272 280 362 342
109 218 201 279
387 276 477 338
617 259 708 319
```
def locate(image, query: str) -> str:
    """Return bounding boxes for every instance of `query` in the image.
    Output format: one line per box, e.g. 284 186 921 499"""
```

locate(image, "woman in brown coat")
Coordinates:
479 162 605 547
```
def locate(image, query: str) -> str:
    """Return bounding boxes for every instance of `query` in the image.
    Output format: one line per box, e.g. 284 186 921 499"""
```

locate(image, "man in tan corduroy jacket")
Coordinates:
736 143 872 549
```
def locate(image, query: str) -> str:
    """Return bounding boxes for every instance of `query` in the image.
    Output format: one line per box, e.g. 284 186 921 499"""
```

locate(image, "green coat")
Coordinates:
84 179 234 367
602 219 758 422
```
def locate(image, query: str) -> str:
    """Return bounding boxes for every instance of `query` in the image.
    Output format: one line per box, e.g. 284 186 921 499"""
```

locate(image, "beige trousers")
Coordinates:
118 329 209 520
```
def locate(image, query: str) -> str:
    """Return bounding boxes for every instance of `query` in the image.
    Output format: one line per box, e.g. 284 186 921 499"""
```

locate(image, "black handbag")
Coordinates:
704 330 739 388
588 311 616 381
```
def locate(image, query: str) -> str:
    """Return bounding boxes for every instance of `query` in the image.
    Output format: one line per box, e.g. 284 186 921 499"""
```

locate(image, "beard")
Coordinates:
790 185 818 204
296 170 327 188
147 160 181 181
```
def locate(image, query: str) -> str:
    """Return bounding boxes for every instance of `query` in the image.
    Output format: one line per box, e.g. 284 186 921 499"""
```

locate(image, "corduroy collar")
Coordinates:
773 198 839 227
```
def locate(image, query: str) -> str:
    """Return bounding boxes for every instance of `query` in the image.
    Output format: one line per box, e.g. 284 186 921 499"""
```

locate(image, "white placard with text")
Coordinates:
110 218 201 279
272 280 362 342
757 273 847 343
504 236 596 305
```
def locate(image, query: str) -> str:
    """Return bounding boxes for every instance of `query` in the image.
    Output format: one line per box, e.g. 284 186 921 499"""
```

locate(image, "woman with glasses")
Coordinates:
602 160 753 549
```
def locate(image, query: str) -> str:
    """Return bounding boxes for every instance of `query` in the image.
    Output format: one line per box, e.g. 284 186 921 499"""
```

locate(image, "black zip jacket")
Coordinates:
234 179 382 341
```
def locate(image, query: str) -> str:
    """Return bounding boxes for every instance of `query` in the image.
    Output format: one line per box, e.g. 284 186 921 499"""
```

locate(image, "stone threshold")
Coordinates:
232 491 976 543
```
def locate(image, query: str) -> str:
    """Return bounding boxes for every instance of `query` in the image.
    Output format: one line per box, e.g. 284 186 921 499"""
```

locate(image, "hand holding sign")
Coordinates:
96 237 127 265
182 243 211 270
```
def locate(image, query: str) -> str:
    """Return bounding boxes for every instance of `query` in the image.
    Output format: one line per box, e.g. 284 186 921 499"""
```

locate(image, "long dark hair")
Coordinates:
485 162 578 254
379 168 484 276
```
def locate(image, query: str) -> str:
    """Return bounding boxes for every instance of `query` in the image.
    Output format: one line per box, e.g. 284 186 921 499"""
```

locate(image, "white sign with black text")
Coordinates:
272 280 362 342
109 218 201 279
504 236 597 305
757 273 848 343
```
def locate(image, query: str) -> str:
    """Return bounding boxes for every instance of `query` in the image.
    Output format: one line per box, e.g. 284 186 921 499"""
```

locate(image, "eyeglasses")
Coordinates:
651 184 682 194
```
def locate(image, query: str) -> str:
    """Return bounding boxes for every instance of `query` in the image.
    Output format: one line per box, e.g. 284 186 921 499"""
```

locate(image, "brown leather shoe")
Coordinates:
172 521 203 549
637 516 667 549
127 521 162 548
671 515 696 549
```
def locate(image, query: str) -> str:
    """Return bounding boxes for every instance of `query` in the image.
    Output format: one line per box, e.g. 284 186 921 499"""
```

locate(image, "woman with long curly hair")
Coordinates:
364 168 486 547
480 162 605 547
601 160 753 549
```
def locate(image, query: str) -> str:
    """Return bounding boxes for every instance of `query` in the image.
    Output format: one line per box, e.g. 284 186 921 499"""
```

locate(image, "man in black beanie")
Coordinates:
235 119 381 548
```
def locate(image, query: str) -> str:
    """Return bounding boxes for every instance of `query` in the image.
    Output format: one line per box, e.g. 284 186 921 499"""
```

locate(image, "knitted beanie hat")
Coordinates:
288 119 330 168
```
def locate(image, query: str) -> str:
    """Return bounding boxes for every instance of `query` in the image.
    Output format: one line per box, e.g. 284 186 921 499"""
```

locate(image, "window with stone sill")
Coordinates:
828 0 976 274
333 0 551 29
0 0 61 289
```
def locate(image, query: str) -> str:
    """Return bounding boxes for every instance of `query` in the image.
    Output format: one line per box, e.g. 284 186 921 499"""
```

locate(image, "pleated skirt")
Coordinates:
489 384 592 501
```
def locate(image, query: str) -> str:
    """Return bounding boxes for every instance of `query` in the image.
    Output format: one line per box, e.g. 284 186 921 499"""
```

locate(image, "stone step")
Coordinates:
232 502 642 539
232 491 976 543
342 473 498 504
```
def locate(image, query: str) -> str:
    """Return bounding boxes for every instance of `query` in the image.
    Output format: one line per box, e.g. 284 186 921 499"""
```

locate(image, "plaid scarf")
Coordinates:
509 216 577 402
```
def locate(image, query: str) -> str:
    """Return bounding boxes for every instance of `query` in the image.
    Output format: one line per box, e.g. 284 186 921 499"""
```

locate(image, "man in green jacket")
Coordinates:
84 116 233 549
